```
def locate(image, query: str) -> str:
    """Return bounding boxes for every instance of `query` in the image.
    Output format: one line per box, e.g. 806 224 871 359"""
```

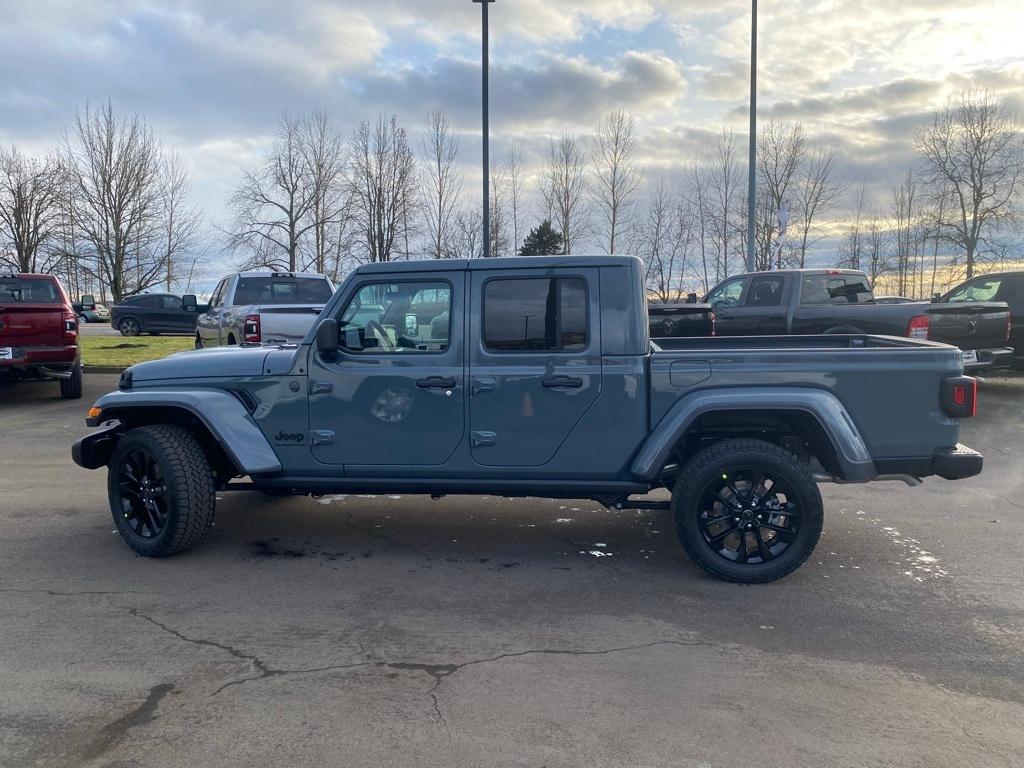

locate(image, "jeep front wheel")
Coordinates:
108 425 216 557
673 438 823 583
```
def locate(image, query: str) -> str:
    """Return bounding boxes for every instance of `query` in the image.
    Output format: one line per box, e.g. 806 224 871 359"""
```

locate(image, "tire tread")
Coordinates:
110 425 215 557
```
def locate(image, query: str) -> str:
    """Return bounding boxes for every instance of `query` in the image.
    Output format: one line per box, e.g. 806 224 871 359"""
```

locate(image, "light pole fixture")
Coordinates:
473 0 495 258
746 0 758 273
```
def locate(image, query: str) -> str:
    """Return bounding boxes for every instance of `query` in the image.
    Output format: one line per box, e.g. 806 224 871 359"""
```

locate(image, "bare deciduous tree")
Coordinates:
504 144 526 256
792 145 845 267
591 109 643 255
542 134 588 255
915 89 1024 278
891 170 921 296
157 151 201 291
63 102 167 301
452 206 483 259
346 115 418 263
0 146 63 273
420 110 462 259
640 179 695 302
226 113 320 272
837 184 867 270
300 112 349 274
755 121 806 269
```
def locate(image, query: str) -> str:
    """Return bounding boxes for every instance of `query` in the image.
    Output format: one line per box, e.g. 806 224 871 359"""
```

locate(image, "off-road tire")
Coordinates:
59 360 83 400
673 438 823 583
108 425 216 557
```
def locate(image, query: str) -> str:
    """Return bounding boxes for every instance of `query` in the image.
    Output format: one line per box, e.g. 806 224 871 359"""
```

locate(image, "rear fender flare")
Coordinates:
631 387 876 482
85 389 282 475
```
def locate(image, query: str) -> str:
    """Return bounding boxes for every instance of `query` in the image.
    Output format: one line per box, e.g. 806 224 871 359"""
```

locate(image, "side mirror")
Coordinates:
81 294 96 310
182 294 198 312
686 292 698 304
932 292 941 303
316 318 339 355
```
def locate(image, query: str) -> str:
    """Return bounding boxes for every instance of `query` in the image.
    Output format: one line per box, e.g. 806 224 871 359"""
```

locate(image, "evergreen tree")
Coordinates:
519 219 563 256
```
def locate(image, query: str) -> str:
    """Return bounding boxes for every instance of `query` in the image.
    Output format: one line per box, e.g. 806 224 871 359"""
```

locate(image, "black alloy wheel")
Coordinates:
696 468 800 565
115 447 169 539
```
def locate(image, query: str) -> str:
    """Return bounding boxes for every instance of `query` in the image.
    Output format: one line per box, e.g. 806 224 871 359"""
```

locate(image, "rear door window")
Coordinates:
161 295 182 310
482 277 588 352
235 277 333 305
745 276 785 307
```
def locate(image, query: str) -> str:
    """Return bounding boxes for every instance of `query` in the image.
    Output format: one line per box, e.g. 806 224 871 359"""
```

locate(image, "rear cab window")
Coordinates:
482 277 588 352
801 274 873 305
235 277 333 306
0 277 61 303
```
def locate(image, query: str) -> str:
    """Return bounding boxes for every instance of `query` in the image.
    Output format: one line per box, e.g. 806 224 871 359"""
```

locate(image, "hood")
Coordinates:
129 346 272 382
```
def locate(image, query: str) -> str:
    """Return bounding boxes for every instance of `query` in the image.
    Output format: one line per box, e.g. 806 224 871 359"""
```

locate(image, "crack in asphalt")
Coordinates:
0 588 148 597
123 605 711 744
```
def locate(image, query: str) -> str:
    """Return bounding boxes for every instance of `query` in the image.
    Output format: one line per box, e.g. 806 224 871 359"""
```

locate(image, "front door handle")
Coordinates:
541 375 584 389
416 376 457 390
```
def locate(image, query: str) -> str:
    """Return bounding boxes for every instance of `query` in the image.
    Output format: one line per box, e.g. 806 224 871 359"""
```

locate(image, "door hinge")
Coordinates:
309 380 333 395
470 430 497 448
310 430 335 446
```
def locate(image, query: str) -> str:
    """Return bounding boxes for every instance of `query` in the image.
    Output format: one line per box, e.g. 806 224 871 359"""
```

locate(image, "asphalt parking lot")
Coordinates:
1 373 1023 768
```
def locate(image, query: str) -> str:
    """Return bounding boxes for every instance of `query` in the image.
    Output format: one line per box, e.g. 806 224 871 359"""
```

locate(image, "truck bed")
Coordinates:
649 334 965 465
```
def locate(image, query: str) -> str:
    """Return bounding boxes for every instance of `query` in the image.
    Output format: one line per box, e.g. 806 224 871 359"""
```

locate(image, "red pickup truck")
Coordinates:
0 272 82 399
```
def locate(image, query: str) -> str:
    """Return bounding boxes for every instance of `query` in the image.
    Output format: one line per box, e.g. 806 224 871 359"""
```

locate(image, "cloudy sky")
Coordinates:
1 0 1022 274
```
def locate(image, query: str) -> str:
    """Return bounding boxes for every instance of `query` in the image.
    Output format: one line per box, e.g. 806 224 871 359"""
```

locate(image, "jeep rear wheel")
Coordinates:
108 425 216 557
673 439 823 583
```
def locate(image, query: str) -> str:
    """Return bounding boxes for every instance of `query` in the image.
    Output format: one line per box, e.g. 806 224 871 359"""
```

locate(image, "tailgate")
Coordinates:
0 304 65 347
258 305 324 342
928 302 1009 350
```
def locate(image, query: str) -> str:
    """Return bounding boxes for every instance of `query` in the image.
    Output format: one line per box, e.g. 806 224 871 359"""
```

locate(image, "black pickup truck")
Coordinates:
702 269 1012 371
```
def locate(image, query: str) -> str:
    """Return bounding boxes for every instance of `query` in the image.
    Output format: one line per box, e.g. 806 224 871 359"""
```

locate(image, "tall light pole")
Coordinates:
746 0 757 273
473 0 495 258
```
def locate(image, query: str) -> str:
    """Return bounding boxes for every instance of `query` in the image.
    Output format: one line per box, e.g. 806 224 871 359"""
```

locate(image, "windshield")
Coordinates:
0 278 61 303
235 277 333 306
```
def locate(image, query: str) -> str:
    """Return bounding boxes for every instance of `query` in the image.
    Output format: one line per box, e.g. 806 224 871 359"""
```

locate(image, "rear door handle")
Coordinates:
416 376 457 390
541 376 584 389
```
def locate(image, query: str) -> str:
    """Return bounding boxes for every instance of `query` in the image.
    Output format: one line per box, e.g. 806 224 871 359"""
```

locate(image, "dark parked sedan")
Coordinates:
110 293 202 336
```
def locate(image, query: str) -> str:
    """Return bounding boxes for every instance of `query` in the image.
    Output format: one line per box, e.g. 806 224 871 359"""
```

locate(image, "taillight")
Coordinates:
941 375 977 418
709 311 716 336
1006 316 1012 344
243 314 261 343
63 312 78 340
906 314 930 340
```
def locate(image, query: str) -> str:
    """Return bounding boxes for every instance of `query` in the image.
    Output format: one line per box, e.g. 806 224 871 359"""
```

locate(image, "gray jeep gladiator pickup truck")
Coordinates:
72 256 983 583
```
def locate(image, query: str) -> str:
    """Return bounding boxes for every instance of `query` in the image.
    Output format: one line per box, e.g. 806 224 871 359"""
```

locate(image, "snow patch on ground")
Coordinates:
316 494 348 505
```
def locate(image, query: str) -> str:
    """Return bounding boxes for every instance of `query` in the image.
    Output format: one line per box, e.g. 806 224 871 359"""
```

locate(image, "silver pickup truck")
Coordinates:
195 271 334 348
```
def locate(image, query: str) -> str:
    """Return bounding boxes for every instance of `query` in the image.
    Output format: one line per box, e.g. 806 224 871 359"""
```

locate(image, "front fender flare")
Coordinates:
83 389 282 475
631 387 876 482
